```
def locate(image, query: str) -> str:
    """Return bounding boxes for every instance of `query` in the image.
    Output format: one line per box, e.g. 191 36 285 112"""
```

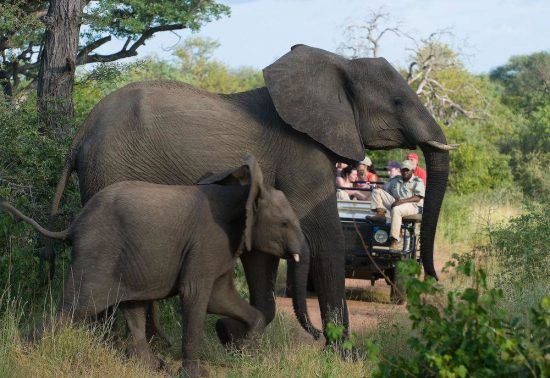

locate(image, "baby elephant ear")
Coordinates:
242 154 265 252
197 154 265 253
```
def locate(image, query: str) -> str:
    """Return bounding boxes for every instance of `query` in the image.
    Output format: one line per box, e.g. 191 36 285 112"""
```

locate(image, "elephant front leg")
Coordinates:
215 252 278 344
179 284 211 378
208 271 266 346
302 200 349 342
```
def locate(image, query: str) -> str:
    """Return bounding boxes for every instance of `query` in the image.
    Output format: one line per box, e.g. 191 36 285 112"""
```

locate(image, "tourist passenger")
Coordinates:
336 165 370 201
357 156 378 184
406 153 427 185
370 160 425 251
386 161 401 179
335 162 348 179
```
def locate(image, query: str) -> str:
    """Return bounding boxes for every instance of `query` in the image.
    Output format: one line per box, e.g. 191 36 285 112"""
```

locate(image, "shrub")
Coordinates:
0 98 79 299
486 207 549 309
368 257 549 377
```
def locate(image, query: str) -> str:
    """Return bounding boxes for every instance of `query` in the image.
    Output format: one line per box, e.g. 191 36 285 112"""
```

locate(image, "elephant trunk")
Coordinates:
289 241 322 340
419 145 450 280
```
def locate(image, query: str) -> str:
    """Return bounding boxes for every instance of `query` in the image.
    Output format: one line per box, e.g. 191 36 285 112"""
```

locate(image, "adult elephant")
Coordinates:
47 44 453 342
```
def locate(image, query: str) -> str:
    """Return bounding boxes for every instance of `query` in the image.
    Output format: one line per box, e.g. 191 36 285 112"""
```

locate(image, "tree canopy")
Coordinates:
0 0 230 97
490 52 550 115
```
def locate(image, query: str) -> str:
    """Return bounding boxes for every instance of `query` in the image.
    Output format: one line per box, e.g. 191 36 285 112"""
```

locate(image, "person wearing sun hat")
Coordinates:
369 159 425 251
406 152 427 185
357 155 378 184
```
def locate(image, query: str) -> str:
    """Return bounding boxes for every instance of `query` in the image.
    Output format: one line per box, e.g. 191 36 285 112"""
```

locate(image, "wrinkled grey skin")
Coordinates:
47 44 451 343
2 156 317 377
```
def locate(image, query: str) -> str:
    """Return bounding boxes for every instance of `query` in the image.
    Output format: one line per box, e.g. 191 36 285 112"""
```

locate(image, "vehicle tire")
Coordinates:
388 267 406 305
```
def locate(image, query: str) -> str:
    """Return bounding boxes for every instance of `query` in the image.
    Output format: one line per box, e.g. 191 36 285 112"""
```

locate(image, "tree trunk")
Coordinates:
37 0 85 139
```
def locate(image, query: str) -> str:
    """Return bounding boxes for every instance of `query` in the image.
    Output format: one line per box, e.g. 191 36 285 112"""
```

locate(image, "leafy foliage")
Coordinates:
84 0 229 38
505 104 550 199
0 0 230 96
490 52 550 116
371 257 549 377
445 119 512 194
0 97 78 299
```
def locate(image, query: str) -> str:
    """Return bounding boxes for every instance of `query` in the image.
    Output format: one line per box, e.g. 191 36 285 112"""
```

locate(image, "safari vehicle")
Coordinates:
337 198 422 304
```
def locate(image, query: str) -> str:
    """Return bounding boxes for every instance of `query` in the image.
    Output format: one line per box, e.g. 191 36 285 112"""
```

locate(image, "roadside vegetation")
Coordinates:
1 29 548 378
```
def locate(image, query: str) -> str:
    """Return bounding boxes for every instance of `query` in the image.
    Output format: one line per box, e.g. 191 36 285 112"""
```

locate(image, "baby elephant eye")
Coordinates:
281 220 289 227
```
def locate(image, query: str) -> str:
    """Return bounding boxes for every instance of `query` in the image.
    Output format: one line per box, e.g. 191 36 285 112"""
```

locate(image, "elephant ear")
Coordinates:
263 44 364 161
198 154 264 253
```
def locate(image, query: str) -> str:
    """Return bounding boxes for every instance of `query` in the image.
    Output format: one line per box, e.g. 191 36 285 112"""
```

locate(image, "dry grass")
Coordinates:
201 313 370 378
435 190 522 262
0 297 165 378
0 299 369 378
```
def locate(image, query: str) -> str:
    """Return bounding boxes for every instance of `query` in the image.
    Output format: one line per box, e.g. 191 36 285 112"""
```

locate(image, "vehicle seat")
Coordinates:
402 214 422 223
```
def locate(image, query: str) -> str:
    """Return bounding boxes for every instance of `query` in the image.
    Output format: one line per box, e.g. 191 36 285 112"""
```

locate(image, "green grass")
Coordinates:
435 189 522 259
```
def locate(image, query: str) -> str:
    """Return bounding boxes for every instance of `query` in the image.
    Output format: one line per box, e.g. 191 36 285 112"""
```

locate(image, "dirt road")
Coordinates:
276 260 446 337
276 279 407 336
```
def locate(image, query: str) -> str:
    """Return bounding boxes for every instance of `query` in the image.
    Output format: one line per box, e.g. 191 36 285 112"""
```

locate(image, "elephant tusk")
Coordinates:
291 253 300 263
426 140 459 150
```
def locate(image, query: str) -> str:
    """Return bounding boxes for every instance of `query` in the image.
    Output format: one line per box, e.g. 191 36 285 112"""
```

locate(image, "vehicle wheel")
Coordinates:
388 267 406 305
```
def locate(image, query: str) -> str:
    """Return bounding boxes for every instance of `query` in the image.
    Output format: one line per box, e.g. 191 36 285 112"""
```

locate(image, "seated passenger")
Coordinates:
386 161 401 180
335 162 348 179
357 156 378 185
336 165 370 201
370 160 425 250
406 153 427 185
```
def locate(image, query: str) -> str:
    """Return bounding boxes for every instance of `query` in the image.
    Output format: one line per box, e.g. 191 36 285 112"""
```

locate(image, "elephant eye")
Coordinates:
393 97 403 106
281 220 289 227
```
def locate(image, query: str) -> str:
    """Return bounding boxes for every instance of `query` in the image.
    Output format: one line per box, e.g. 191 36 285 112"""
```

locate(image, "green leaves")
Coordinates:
490 52 550 116
326 322 345 343
370 256 550 377
84 0 230 38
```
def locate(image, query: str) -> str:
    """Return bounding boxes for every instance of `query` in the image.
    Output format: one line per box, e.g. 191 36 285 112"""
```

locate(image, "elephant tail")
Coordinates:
40 148 77 279
0 198 70 241
49 148 77 226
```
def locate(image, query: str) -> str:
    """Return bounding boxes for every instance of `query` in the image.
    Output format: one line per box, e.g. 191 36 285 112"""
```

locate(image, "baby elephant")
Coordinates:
1 155 315 377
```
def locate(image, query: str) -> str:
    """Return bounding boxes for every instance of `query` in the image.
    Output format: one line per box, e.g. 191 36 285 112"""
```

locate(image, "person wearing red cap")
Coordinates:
406 153 427 185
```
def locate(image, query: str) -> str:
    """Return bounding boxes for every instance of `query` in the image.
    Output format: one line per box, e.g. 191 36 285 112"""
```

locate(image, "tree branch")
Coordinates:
76 35 112 64
80 23 186 64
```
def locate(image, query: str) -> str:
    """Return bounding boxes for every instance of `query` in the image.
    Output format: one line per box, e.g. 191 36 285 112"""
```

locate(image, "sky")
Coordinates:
116 0 549 73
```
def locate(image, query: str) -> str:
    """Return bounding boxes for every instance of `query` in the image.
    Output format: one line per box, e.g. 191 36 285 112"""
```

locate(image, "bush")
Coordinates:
507 105 550 200
486 207 549 309
368 257 549 377
0 98 80 300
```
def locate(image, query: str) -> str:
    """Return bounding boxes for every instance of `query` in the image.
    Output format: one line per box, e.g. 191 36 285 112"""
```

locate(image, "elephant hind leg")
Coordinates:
122 301 163 370
208 271 266 346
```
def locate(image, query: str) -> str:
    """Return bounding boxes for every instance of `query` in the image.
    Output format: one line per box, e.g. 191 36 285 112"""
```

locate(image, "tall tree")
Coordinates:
37 0 86 137
337 9 409 58
0 0 230 136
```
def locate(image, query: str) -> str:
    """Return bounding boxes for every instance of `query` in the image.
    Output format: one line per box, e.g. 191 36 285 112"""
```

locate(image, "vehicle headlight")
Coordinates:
374 229 389 244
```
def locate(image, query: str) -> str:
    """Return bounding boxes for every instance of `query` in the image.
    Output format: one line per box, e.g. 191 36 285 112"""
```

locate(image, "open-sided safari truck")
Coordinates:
337 197 422 304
